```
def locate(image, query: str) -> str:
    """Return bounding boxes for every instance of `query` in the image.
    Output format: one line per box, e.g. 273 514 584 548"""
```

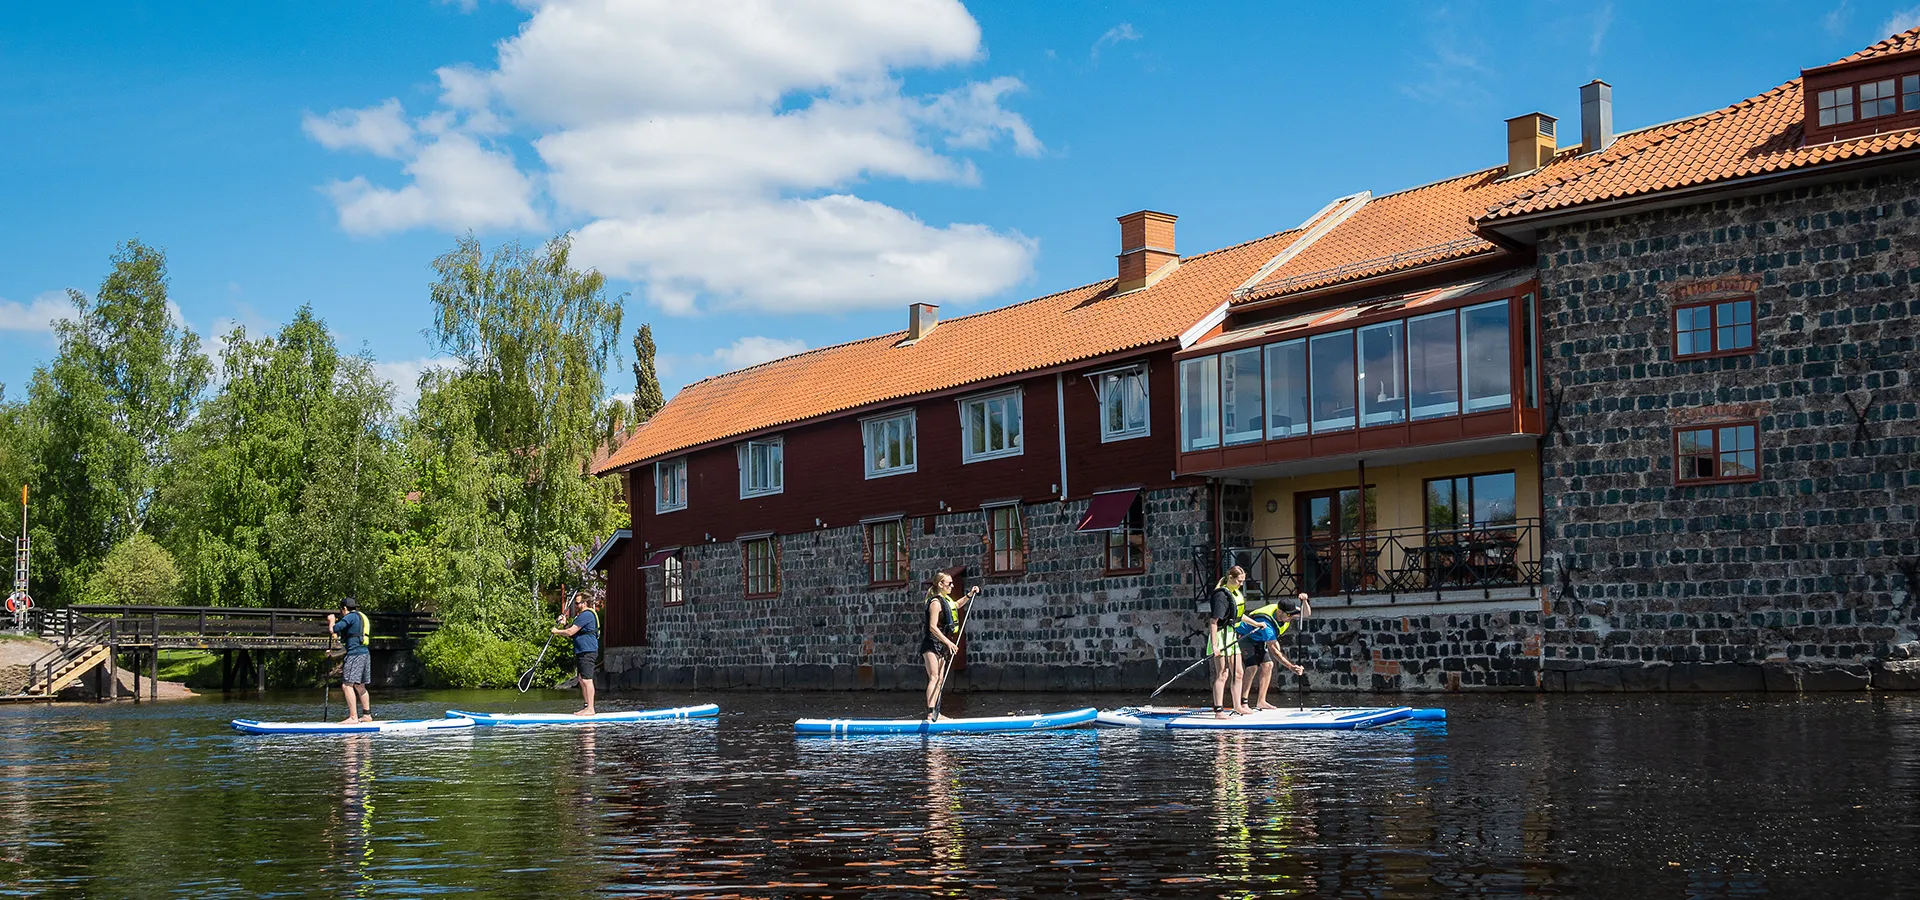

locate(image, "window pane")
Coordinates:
1678 427 1716 481
1309 330 1356 433
1470 472 1517 526
1716 299 1754 351
1358 320 1407 427
1408 311 1459 420
1461 301 1512 412
1676 304 1713 356
987 401 1004 450
1719 425 1757 477
1520 293 1538 407
1863 79 1897 118
902 419 915 465
1425 478 1457 530
1124 370 1148 431
1222 347 1264 445
1906 74 1920 111
1265 339 1308 438
1004 396 1021 449
968 402 986 455
1103 373 1125 433
1180 356 1220 450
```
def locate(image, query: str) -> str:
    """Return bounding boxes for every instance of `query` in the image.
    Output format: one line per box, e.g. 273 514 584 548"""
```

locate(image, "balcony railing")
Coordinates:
1230 517 1543 604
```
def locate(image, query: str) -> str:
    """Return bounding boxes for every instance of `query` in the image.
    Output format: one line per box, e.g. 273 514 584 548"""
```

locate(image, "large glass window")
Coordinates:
862 411 916 478
1309 330 1356 433
867 519 908 585
1221 347 1264 445
1097 365 1150 441
961 391 1022 462
1460 301 1512 413
1676 423 1759 484
655 458 688 513
1818 86 1854 127
1407 310 1459 420
987 504 1025 574
739 439 783 497
1179 356 1220 450
1861 78 1898 119
1358 320 1406 427
1264 339 1308 439
1424 471 1518 533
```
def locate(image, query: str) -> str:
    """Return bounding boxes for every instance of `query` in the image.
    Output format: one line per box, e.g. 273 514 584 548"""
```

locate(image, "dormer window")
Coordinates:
1817 86 1854 127
1860 79 1897 118
1905 75 1920 111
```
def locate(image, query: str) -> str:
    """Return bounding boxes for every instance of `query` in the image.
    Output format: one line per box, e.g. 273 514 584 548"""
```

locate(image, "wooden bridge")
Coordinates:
3 605 439 702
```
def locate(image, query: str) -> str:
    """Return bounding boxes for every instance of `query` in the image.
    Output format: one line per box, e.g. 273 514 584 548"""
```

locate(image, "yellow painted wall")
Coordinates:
1249 448 1541 545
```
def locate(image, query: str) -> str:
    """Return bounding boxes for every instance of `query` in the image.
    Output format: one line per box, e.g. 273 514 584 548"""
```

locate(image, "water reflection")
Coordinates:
0 692 1917 897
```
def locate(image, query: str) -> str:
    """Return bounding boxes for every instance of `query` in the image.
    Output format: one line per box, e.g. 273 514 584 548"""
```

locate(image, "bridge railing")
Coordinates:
68 605 440 645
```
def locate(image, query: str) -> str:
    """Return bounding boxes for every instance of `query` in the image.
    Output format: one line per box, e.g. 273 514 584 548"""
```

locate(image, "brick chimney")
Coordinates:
906 302 938 342
1116 210 1177 293
1505 112 1557 176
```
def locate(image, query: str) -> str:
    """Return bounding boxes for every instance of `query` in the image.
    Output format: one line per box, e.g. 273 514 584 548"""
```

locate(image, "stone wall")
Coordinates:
1534 174 1920 690
602 486 1226 691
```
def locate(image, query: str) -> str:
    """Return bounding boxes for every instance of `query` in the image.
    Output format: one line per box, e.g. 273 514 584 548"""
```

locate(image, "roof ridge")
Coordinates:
1481 76 1804 220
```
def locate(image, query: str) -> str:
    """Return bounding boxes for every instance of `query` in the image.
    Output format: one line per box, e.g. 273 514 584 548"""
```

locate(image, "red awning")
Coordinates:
638 548 677 569
1076 489 1140 532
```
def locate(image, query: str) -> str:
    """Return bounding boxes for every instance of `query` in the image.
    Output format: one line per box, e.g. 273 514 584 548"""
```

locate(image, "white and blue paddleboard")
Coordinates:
231 716 477 735
1097 705 1444 730
794 707 1098 736
447 703 719 726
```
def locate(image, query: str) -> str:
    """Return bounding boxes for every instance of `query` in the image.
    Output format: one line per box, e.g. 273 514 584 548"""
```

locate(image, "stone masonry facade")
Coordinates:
602 487 1236 692
1533 175 1920 692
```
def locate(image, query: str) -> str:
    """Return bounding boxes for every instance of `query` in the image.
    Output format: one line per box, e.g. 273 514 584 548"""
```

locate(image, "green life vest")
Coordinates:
350 611 372 649
1244 603 1291 639
934 593 959 638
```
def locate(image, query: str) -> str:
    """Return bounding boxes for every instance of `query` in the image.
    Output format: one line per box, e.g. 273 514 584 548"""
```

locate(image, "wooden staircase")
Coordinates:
1 618 112 702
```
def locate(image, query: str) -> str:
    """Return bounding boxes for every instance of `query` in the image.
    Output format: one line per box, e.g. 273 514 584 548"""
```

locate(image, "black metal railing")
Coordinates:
1230 517 1543 603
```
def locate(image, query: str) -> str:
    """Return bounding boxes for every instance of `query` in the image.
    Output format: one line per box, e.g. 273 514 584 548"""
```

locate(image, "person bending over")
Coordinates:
920 572 977 719
1240 595 1308 711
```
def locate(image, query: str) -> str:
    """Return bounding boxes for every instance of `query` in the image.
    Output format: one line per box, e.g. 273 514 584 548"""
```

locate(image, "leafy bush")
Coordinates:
81 533 183 606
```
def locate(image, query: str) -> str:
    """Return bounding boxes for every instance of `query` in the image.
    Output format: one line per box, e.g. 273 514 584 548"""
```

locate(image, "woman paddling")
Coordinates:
920 572 978 719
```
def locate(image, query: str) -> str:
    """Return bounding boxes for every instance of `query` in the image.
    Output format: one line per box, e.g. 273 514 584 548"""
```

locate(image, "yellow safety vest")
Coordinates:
1209 584 1245 655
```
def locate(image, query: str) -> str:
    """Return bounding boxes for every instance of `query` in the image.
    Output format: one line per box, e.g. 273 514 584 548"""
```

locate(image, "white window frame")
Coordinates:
1090 363 1151 442
737 438 784 498
861 410 918 479
654 458 688 513
958 388 1024 463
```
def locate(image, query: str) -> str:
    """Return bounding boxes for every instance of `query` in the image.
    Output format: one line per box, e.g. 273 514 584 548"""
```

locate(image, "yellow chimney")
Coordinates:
1505 112 1558 176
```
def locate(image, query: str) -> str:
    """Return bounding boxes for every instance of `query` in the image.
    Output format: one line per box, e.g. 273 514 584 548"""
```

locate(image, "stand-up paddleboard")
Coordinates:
232 716 477 735
795 707 1098 736
447 703 719 726
1097 706 1444 730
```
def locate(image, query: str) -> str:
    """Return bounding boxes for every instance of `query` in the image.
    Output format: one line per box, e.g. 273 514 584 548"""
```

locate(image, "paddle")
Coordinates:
518 632 555 694
1148 639 1230 700
925 585 980 723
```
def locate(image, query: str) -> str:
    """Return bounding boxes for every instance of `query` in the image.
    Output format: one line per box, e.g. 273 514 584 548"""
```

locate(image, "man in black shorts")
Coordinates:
327 597 374 723
551 594 601 715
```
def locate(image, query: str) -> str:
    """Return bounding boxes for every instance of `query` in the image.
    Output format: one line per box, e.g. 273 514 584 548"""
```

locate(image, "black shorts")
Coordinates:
1239 637 1269 667
919 636 952 658
575 652 599 681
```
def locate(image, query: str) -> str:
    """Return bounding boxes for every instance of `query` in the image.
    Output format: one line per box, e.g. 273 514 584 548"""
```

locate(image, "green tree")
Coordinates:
426 234 625 610
79 532 182 606
27 241 210 602
631 323 664 422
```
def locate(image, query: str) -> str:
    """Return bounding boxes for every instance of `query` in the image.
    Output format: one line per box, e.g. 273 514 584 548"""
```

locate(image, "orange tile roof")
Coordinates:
595 228 1303 473
1481 30 1920 223
1231 141 1652 304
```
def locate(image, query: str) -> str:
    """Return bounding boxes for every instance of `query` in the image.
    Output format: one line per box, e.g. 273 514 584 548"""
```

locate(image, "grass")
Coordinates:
0 632 46 643
156 650 221 685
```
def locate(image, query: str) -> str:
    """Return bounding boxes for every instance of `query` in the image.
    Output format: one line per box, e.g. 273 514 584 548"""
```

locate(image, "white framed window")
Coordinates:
960 389 1023 463
737 438 784 498
655 458 688 513
1093 364 1150 442
862 411 917 478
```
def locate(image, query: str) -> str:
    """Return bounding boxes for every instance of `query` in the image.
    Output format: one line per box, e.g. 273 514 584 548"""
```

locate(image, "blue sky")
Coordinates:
3 0 1916 408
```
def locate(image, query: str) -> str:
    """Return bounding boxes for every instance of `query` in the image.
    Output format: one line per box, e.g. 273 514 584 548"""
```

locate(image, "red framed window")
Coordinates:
742 536 780 598
1673 296 1754 359
866 519 908 586
985 504 1026 574
1104 496 1147 574
1675 422 1760 485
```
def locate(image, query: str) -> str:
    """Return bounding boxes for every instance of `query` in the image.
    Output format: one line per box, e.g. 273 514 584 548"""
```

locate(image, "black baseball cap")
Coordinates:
341 597 359 610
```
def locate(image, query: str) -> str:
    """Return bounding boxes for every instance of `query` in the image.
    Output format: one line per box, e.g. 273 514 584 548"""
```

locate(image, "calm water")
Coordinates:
1 689 1916 898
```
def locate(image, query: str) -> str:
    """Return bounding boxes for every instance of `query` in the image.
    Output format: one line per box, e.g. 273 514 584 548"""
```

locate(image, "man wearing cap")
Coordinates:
551 593 600 716
1241 592 1311 711
327 598 374 723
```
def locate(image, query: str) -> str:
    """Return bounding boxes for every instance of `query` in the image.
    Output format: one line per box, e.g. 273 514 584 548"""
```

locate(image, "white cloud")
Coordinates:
710 336 808 369
1091 23 1141 61
305 0 1039 313
325 133 542 235
572 194 1034 314
1883 6 1920 36
0 292 74 333
301 99 416 158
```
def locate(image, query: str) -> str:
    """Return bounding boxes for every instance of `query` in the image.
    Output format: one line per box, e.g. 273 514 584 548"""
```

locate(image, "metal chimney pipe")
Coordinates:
1581 79 1614 154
